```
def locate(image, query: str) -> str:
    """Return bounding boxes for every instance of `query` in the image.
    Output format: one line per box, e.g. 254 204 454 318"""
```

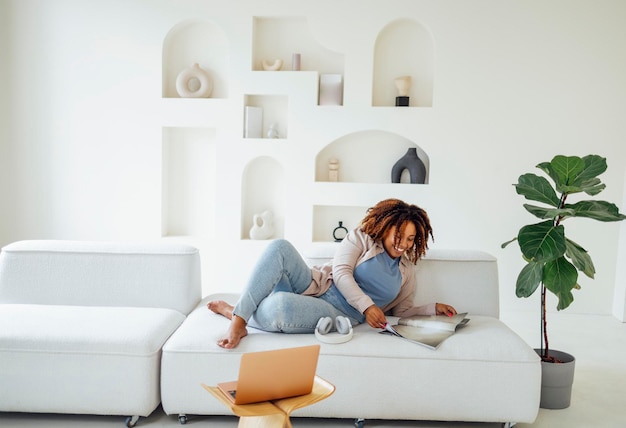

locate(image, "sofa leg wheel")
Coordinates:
178 414 188 425
502 424 516 428
125 415 140 427
354 418 365 428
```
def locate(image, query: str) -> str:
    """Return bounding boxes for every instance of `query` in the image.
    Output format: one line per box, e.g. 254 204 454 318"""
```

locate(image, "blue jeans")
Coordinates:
233 239 364 333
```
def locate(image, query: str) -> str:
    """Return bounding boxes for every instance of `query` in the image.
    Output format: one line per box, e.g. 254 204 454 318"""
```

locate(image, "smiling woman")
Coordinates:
207 198 457 349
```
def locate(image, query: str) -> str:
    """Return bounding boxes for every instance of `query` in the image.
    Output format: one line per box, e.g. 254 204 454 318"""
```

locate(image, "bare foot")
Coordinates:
218 315 248 349
207 300 234 320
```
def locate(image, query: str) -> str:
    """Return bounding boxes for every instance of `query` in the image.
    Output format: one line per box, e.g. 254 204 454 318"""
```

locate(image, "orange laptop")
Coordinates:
217 344 321 405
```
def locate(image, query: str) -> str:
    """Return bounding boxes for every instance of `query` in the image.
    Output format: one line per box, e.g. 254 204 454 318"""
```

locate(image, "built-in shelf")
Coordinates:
243 95 288 139
372 19 434 107
314 130 430 184
162 19 229 99
159 14 437 254
161 127 217 239
252 16 344 74
313 205 369 242
241 156 285 240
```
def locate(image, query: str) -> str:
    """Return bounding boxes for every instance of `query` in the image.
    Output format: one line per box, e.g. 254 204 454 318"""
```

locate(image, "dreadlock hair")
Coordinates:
359 198 433 264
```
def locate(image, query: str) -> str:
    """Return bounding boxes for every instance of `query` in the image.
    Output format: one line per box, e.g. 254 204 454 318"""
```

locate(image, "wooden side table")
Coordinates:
202 375 335 428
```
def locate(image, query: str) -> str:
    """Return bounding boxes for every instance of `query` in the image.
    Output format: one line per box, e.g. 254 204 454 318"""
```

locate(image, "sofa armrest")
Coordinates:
0 240 202 314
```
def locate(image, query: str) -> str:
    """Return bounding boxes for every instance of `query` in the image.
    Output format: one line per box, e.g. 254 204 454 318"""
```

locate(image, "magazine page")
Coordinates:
379 313 470 349
391 324 457 349
398 312 469 332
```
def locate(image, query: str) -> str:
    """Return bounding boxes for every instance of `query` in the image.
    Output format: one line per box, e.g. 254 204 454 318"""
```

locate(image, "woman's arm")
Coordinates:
332 230 377 314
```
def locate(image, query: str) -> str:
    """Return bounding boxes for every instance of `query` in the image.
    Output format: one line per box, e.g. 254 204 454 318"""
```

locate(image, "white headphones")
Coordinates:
315 316 354 344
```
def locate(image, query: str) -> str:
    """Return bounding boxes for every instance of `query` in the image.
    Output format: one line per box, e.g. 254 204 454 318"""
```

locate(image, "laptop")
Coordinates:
217 344 321 405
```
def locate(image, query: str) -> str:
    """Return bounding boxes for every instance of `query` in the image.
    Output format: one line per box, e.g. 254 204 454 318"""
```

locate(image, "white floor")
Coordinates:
1 311 624 428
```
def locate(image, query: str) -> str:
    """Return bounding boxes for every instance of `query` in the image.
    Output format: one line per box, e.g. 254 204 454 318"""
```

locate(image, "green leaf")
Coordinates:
518 220 566 262
565 238 595 279
566 200 626 222
515 262 543 298
573 155 608 186
545 155 607 195
536 162 560 190
543 256 578 310
514 174 560 207
550 155 585 190
523 204 575 220
577 178 606 196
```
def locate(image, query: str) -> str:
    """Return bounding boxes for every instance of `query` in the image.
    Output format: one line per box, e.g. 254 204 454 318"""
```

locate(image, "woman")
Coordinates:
208 198 457 348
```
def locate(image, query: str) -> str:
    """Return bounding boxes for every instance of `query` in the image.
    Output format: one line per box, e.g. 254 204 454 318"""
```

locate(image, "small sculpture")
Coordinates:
394 75 411 107
262 59 283 71
333 221 348 242
249 210 274 240
292 53 301 71
266 123 280 139
176 63 213 98
328 158 339 181
391 148 426 184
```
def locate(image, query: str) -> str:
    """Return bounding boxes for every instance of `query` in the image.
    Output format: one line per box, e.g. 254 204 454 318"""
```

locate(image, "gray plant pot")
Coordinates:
535 349 575 409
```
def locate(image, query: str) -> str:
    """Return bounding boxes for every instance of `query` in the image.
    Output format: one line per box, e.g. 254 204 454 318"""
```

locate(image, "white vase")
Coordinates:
249 210 274 240
175 63 213 98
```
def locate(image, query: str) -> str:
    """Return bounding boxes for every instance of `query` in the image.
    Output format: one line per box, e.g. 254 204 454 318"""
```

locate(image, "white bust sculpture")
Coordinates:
394 76 412 97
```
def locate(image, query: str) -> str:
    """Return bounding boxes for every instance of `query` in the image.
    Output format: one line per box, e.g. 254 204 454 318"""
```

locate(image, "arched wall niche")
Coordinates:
315 130 430 184
241 156 285 239
162 19 230 98
252 16 344 74
372 19 434 107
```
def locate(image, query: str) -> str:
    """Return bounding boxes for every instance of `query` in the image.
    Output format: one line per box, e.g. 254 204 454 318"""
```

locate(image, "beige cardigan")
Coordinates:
305 228 436 318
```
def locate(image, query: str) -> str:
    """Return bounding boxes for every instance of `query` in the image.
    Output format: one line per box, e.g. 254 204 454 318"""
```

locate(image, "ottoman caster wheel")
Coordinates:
354 418 365 428
125 415 140 427
178 414 188 425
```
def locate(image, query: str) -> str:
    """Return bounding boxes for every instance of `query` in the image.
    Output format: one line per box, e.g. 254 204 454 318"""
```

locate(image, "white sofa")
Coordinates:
0 240 201 427
161 246 541 427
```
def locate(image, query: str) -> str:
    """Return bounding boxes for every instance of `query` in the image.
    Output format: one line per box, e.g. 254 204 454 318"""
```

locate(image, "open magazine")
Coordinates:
380 312 469 350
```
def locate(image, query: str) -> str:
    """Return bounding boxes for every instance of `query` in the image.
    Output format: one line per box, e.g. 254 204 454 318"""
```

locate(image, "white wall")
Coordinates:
614 169 626 321
0 0 13 245
1 0 625 318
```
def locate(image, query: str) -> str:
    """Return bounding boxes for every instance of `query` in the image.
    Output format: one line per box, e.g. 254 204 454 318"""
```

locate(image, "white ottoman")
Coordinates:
0 240 202 425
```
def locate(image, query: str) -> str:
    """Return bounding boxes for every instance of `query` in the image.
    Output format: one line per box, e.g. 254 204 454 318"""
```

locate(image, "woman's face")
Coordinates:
383 221 416 259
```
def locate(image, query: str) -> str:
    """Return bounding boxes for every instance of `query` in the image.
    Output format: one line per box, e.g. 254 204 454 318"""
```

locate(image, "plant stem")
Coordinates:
541 284 549 359
542 192 567 361
555 193 568 227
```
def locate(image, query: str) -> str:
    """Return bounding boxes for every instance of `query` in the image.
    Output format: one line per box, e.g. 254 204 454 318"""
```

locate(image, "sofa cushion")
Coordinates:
0 304 185 355
161 293 540 423
165 295 530 362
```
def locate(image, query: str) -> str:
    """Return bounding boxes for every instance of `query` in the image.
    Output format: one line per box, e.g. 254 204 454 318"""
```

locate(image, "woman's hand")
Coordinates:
435 303 457 317
364 305 387 328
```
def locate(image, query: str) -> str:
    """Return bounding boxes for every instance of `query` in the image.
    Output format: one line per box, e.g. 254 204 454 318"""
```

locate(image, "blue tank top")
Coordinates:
353 251 402 307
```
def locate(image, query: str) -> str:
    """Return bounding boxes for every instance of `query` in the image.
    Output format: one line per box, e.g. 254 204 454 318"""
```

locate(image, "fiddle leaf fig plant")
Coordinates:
502 155 626 362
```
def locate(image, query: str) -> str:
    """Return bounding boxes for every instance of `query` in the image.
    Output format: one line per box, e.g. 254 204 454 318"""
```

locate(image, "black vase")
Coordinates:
391 148 426 184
